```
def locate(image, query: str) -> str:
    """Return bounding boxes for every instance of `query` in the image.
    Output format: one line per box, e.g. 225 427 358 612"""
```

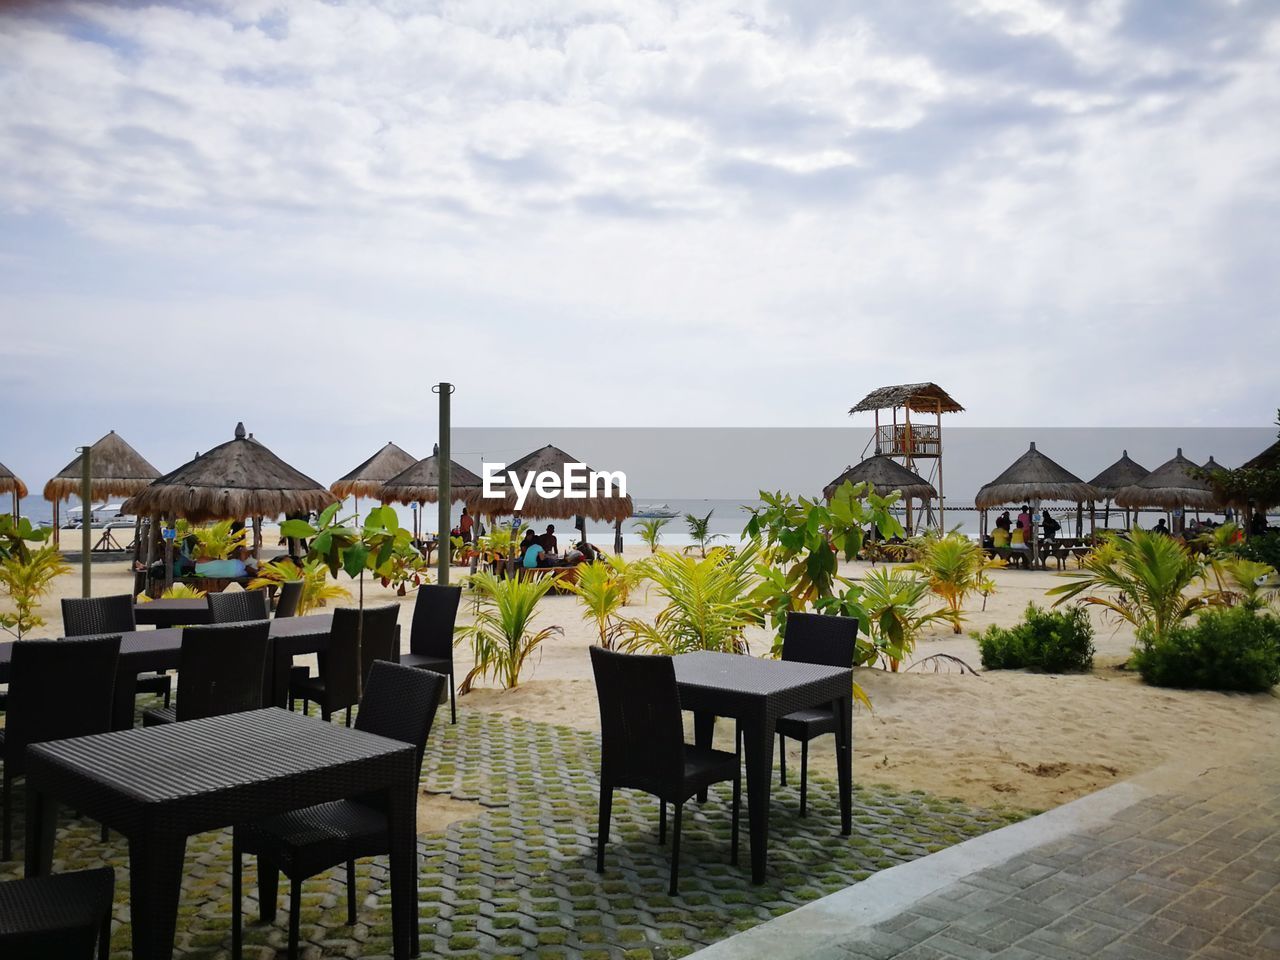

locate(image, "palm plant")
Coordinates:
602 552 648 605
0 546 71 639
908 532 1006 633
569 560 629 648
457 571 562 692
682 509 724 558
858 567 958 671
1205 557 1278 611
190 519 248 561
616 546 761 655
1047 529 1216 645
633 517 671 554
249 557 351 615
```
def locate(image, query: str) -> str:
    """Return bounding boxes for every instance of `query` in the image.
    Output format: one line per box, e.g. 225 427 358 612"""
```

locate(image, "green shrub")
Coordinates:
1132 607 1280 692
1239 531 1280 571
977 603 1095 673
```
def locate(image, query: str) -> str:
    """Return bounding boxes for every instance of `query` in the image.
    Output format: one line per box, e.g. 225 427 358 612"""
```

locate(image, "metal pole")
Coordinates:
79 446 91 598
434 382 453 585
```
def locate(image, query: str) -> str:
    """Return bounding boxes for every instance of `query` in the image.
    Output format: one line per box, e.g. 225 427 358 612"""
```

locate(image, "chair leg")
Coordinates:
449 674 457 725
800 740 810 816
98 905 111 960
779 733 787 786
2 768 12 862
669 801 683 895
344 707 352 728
596 783 612 873
258 856 280 923
659 801 667 844
731 769 741 867
101 822 109 843
231 835 243 960
346 858 357 925
162 675 171 708
289 875 302 960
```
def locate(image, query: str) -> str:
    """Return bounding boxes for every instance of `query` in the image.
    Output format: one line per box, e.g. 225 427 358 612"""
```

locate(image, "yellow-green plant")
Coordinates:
569 560 628 648
616 546 761 655
137 583 208 602
0 546 71 639
477 523 527 564
602 552 648 605
1047 529 1216 645
907 532 1006 633
858 567 958 671
190 520 248 561
250 558 351 614
633 517 671 554
1206 557 1278 611
682 510 724 558
457 571 562 692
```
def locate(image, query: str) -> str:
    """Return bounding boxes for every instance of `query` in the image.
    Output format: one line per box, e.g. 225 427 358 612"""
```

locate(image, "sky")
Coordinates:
1 0 1278 494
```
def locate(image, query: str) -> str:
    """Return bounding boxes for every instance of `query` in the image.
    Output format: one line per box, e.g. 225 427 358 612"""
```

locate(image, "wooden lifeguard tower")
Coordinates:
849 383 964 533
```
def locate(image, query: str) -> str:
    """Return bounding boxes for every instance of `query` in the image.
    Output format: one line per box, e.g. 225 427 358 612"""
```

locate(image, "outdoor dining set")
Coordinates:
0 588 859 960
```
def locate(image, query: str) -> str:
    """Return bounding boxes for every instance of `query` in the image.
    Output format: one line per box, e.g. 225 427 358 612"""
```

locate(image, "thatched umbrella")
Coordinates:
0 460 27 520
330 442 417 520
380 448 484 540
823 456 935 533
1088 450 1149 530
43 430 161 547
976 443 1100 566
1113 448 1218 534
1242 440 1280 472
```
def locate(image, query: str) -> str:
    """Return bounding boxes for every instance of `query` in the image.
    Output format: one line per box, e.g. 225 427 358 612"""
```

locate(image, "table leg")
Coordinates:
271 648 292 708
23 786 57 877
835 695 852 835
129 833 188 960
387 778 418 958
693 711 715 802
741 717 775 884
113 669 139 730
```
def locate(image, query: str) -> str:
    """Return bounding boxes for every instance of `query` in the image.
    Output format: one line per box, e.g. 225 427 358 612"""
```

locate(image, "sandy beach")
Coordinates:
9 540 1277 817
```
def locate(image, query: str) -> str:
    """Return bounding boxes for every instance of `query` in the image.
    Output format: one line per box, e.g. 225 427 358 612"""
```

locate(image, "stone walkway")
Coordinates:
691 739 1280 960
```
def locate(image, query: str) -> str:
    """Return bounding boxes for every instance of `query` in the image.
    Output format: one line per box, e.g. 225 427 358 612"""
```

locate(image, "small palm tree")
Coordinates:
859 567 958 671
633 517 671 554
683 509 724 558
1205 557 1278 611
908 533 1005 633
569 560 628 648
0 546 72 640
457 572 562 691
602 552 648 605
249 558 351 614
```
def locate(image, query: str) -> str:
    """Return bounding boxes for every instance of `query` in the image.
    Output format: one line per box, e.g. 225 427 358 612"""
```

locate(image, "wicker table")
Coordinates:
23 708 420 960
672 651 853 883
132 598 214 627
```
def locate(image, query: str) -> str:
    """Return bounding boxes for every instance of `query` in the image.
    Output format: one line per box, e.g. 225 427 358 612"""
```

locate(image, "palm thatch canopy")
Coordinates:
1242 440 1280 471
0 461 27 499
1201 455 1226 473
1113 448 1219 510
330 442 417 500
823 455 937 501
43 430 160 503
1088 450 1150 498
122 422 336 522
473 444 633 521
975 442 1099 508
850 382 964 414
379 450 484 506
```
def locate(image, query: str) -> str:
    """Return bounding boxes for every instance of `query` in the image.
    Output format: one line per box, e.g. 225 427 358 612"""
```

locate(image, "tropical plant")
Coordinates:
137 583 208 601
476 523 527 565
1047 530 1218 646
1195 521 1244 557
1205 557 1278 611
568 559 629 648
189 519 248 561
977 603 1095 673
456 571 561 691
1131 607 1280 692
682 510 723 558
281 503 417 606
602 552 648 605
378 547 432 595
857 567 957 671
249 557 351 614
633 517 671 554
908 532 1006 633
0 546 71 639
616 546 761 656
0 514 53 563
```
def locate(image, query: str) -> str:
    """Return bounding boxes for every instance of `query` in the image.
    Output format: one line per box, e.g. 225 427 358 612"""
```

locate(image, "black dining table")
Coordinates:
672 651 853 883
132 597 214 628
23 708 419 960
0 614 338 727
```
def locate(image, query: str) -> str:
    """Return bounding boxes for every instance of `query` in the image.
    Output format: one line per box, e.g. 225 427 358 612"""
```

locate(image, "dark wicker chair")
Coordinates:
206 589 271 624
231 662 445 960
61 594 171 708
1 636 121 860
398 584 462 723
589 646 741 894
289 606 399 726
142 621 272 727
776 612 858 816
0 867 115 960
273 580 304 619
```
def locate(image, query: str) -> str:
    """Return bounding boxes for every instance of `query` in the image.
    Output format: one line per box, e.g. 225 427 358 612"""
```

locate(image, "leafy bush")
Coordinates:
977 603 1095 673
1239 531 1280 571
1131 607 1280 692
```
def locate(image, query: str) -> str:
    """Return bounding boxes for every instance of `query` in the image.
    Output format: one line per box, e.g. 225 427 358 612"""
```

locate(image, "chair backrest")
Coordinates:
356 660 446 777
358 604 400 690
408 585 462 660
206 589 271 624
781 612 859 668
174 621 272 721
61 594 135 637
274 579 304 619
589 646 685 795
5 636 121 767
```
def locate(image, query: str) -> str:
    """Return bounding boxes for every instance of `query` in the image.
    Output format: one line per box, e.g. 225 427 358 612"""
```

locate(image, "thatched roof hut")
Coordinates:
850 383 964 414
823 456 937 501
330 442 417 501
0 461 27 500
1242 440 1280 471
975 442 1099 508
472 444 633 521
1201 455 1226 473
1113 449 1218 510
122 422 336 522
379 450 484 505
43 430 160 503
1088 450 1150 499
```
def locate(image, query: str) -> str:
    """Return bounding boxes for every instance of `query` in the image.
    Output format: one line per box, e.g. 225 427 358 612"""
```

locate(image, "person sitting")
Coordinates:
1250 511 1269 536
1153 518 1171 536
1010 520 1028 549
995 511 1012 532
537 524 558 553
991 525 1011 548
194 549 249 579
521 531 545 569
1042 510 1061 539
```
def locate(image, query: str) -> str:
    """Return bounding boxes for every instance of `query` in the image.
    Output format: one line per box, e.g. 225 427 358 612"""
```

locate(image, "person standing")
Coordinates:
459 507 474 544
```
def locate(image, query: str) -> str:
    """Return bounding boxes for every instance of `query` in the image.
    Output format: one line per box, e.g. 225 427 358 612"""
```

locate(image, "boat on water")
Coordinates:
633 503 679 518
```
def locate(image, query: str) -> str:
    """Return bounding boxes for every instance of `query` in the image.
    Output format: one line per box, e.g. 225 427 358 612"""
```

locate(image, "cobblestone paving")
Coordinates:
0 703 1023 958
833 751 1280 960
